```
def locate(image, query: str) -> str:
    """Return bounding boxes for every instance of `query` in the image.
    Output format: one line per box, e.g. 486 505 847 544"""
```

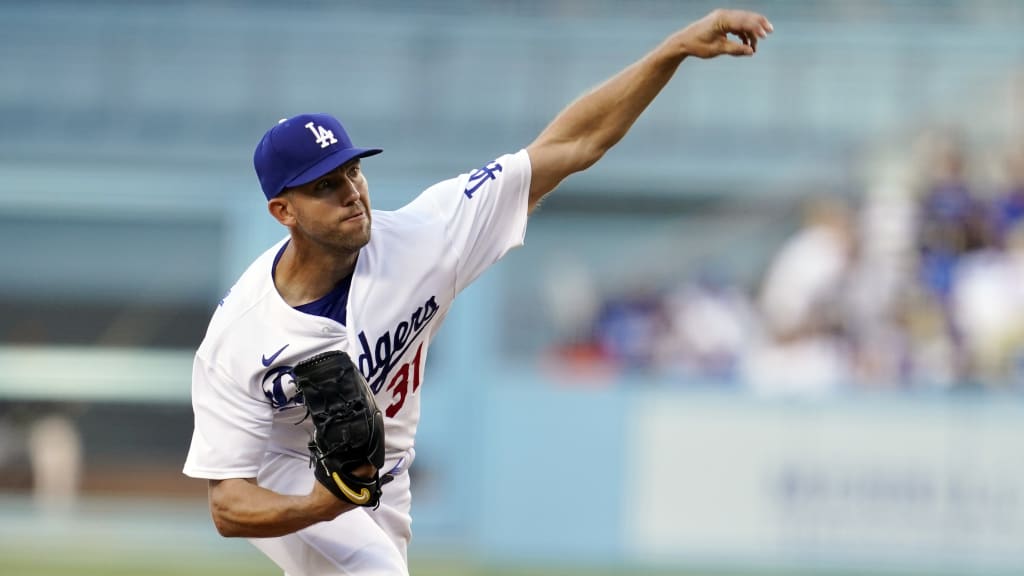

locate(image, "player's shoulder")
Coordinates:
370 180 458 233
384 149 531 218
371 205 434 230
440 149 531 194
217 238 284 307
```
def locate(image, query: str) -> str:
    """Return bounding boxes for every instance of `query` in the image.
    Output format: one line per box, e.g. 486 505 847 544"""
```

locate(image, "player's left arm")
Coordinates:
525 9 772 211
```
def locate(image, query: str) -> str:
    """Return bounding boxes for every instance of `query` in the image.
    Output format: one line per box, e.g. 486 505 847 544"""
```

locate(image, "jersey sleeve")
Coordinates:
417 149 532 294
182 353 273 479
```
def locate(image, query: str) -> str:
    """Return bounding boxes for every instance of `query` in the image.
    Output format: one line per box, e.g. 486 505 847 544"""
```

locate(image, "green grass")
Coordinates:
0 557 272 576
0 550 750 576
0 551 891 576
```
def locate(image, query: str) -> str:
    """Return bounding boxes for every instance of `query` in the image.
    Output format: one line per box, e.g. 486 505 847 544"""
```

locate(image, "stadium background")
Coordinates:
2 1 1024 575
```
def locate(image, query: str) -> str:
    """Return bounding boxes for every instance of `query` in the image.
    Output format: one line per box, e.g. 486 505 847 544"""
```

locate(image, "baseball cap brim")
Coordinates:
284 146 383 191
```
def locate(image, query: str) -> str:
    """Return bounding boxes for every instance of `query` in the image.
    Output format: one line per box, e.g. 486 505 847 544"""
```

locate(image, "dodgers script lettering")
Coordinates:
358 295 439 393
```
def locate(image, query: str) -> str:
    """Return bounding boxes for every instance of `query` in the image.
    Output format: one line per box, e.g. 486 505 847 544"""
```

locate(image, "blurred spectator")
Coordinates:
592 287 670 371
950 222 1024 384
990 143 1024 246
28 414 82 513
660 267 758 382
744 197 857 395
844 173 917 388
914 133 991 302
548 136 1024 393
1 319 84 510
0 403 83 513
911 132 994 383
757 197 856 342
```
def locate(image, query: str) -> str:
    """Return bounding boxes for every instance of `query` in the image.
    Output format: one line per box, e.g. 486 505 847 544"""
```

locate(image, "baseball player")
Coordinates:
183 9 771 576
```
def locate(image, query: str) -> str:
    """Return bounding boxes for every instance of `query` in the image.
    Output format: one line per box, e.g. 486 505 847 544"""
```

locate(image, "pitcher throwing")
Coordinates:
183 9 772 575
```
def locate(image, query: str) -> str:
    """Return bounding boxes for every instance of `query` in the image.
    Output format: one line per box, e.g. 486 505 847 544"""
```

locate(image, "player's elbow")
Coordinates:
213 520 238 538
208 490 244 537
527 137 607 203
210 507 242 537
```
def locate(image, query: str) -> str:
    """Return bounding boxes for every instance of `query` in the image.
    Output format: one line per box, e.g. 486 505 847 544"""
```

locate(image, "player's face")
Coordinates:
282 159 372 252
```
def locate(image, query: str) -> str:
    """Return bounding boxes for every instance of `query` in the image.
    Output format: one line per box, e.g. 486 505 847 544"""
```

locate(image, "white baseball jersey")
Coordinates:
183 150 531 575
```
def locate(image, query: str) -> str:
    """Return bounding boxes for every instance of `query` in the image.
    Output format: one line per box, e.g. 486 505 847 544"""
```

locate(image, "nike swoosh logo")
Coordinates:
332 471 371 505
261 344 289 367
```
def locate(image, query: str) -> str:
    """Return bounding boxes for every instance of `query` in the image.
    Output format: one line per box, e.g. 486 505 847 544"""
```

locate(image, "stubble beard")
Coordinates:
328 217 371 254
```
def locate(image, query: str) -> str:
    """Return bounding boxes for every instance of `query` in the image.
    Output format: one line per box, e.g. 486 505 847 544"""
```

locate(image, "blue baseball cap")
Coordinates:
253 113 382 200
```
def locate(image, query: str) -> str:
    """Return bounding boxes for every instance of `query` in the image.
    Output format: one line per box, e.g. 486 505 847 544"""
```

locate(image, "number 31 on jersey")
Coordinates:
382 342 423 418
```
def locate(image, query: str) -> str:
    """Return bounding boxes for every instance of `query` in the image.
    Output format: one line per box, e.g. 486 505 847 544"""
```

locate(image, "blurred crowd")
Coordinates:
548 133 1024 394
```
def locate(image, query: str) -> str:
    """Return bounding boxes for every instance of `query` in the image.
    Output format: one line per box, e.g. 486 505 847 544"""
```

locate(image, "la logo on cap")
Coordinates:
306 122 338 149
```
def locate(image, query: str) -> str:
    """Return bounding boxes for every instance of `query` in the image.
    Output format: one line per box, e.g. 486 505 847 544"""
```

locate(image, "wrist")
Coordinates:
657 35 691 64
305 484 351 522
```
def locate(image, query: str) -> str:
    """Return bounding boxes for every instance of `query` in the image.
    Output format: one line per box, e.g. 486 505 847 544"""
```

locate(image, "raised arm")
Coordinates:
526 9 772 211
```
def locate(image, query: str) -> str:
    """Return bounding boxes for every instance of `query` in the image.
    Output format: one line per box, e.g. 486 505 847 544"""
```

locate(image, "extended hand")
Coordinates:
671 9 773 59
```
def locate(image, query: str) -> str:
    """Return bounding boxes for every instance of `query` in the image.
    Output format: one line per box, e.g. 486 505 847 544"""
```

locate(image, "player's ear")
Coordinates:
267 196 296 227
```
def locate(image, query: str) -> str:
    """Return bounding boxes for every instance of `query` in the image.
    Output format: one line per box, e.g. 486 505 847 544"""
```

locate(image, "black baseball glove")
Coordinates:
293 350 387 508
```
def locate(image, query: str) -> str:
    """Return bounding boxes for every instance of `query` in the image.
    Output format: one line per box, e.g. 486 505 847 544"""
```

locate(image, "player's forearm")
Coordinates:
532 40 686 171
209 478 353 538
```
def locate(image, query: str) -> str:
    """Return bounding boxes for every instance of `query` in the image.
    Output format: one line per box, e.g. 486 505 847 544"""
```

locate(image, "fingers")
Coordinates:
674 8 771 59
737 31 758 54
717 9 771 57
353 463 378 479
723 38 754 57
715 9 773 42
724 30 758 57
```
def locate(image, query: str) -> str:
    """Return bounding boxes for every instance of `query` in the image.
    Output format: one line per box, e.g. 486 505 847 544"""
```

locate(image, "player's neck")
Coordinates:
274 239 358 307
